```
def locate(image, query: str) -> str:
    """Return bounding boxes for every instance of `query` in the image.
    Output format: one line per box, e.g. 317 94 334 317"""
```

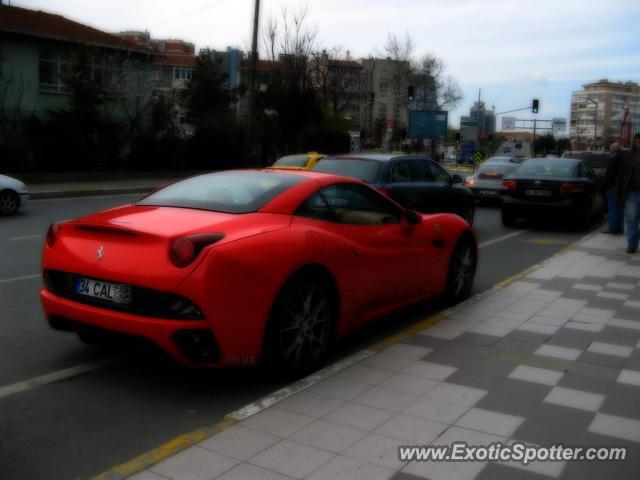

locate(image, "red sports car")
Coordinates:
40 170 476 372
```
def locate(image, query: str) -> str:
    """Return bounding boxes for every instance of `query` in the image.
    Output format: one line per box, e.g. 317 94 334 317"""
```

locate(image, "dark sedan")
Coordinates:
313 154 476 224
500 157 605 229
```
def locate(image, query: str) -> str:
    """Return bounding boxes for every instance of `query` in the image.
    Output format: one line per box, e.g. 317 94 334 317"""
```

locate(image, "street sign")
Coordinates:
408 110 448 140
552 118 567 132
502 117 516 131
472 152 484 164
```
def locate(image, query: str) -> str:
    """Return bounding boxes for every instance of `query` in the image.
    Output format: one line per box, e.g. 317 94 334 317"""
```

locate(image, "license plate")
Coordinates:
525 189 552 197
75 277 131 304
478 190 498 196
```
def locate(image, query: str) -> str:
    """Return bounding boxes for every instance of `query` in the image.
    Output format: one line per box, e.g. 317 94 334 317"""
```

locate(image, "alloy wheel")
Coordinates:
278 283 331 370
451 240 476 299
0 191 18 215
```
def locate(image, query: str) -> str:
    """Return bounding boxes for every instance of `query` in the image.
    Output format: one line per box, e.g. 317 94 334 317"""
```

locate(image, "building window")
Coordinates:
150 69 160 81
173 67 193 81
39 49 69 93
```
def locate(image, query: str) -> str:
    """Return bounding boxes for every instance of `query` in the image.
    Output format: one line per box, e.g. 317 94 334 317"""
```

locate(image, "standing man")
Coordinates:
602 142 624 234
616 133 640 253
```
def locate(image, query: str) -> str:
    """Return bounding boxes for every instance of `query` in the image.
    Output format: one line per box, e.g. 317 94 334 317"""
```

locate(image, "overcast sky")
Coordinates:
13 0 640 129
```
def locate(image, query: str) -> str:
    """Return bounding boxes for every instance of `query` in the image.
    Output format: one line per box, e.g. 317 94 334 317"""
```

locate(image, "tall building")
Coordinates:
469 101 495 136
570 79 640 149
360 58 411 144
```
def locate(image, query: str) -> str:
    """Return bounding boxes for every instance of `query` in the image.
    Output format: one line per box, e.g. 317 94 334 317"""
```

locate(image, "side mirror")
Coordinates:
451 174 463 184
404 209 422 225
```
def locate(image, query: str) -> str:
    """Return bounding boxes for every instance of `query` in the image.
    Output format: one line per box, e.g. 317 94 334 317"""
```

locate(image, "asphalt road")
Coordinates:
0 194 601 480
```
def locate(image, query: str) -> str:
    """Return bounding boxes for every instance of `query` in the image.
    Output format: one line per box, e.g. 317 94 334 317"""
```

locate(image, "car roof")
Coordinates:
324 153 429 162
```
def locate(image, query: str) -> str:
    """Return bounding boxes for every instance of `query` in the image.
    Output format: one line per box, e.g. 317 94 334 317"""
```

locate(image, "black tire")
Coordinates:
445 235 477 304
0 189 19 216
264 274 335 375
463 204 475 225
501 207 517 227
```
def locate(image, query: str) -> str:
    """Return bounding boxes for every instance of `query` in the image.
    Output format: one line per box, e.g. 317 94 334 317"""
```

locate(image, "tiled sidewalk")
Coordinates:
131 233 640 480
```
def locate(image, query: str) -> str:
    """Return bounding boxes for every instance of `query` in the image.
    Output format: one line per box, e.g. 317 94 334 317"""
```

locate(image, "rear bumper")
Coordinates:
501 195 583 215
19 192 29 207
40 289 220 365
469 187 501 200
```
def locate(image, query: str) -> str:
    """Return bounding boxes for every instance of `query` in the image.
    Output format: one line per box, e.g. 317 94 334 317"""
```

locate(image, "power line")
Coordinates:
150 0 238 28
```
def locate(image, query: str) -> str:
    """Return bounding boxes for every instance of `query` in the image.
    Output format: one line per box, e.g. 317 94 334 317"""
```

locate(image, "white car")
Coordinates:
0 174 29 215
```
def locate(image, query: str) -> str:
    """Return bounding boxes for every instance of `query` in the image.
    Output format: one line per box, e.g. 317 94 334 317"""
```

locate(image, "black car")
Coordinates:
561 151 609 181
500 157 605 229
313 154 475 224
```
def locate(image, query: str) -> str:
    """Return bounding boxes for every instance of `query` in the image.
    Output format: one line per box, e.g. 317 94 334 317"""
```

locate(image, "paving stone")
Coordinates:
534 344 583 361
306 376 371 401
546 328 597 350
455 407 524 437
577 351 628 369
250 440 334 479
276 391 345 418
477 463 561 480
445 367 508 390
290 419 367 453
596 328 640 346
401 335 449 350
240 407 315 438
508 365 563 386
215 463 294 480
513 404 595 445
504 329 551 345
344 433 406 470
600 384 640 419
336 364 395 386
354 386 419 412
543 386 605 412
324 402 395 431
425 382 487 407
617 369 640 386
151 446 239 480
588 413 640 442
199 425 280 461
493 338 541 354
379 372 439 396
475 391 543 417
560 433 640 480
517 322 560 335
454 332 502 346
375 413 448 444
402 396 470 424
492 378 553 402
567 361 621 381
402 361 457 381
556 372 615 395
308 455 395 480
361 352 417 372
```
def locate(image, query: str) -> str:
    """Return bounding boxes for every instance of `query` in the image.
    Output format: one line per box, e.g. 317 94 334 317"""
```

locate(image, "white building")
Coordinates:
570 79 640 150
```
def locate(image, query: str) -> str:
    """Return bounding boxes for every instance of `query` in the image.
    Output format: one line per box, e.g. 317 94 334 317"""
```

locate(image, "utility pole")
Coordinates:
244 0 261 166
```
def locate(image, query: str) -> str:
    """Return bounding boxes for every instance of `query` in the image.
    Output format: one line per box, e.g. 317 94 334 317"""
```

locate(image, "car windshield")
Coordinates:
273 155 310 168
516 160 577 178
477 164 517 178
137 172 304 213
313 158 380 183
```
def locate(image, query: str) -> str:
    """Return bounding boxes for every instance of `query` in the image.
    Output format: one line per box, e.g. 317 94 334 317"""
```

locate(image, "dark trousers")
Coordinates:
607 187 624 232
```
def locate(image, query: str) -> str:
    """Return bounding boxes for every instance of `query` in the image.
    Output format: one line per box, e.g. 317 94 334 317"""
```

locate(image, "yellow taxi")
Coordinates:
269 152 326 171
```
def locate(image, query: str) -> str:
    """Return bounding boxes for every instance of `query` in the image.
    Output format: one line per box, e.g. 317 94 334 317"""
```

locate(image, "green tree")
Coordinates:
533 133 556 156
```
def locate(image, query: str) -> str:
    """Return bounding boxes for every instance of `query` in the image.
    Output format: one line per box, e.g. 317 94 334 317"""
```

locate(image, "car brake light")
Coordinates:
46 222 62 247
170 233 225 268
502 180 517 191
465 176 475 186
560 183 584 193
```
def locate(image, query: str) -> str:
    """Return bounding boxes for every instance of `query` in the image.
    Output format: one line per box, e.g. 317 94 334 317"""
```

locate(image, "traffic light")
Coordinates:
532 99 539 113
408 86 415 102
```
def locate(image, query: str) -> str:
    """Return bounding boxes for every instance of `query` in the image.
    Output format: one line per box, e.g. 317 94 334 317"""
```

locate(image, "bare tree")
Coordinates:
308 47 361 114
412 53 463 110
381 33 414 145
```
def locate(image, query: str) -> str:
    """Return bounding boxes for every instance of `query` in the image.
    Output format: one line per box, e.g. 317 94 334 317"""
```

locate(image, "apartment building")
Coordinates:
570 79 640 149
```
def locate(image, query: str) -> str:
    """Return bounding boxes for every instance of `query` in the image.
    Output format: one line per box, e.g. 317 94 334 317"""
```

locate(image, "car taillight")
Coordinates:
560 183 584 193
46 222 62 247
170 233 225 268
502 180 517 191
465 176 475 186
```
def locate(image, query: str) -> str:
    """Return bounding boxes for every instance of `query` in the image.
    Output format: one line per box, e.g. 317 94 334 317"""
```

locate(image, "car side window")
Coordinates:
580 163 595 180
296 192 337 222
426 161 451 183
391 161 412 182
307 184 401 225
409 159 435 182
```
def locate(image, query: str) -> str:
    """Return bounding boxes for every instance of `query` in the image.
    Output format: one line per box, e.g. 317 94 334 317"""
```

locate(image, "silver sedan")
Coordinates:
0 174 29 215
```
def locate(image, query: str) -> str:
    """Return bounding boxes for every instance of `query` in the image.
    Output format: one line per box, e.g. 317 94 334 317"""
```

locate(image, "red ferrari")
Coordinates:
40 170 476 372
